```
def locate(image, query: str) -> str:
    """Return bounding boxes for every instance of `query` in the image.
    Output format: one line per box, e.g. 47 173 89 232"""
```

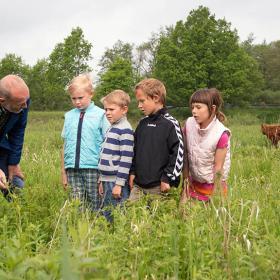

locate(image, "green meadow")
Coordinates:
0 109 279 279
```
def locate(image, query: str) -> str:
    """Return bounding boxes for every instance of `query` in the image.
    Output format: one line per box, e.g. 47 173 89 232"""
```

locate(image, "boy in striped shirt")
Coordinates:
98 90 134 221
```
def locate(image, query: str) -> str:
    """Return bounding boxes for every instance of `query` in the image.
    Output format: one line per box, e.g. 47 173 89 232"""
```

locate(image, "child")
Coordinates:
181 88 231 202
98 90 134 221
61 74 109 211
129 78 184 201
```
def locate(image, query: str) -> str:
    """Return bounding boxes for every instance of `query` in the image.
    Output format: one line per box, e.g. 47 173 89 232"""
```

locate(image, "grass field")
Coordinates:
0 109 279 279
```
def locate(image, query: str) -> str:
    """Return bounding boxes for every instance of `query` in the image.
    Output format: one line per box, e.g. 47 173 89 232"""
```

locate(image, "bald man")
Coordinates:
0 75 30 195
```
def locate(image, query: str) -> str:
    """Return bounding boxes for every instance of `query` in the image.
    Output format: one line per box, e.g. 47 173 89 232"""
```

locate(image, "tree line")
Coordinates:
0 6 279 110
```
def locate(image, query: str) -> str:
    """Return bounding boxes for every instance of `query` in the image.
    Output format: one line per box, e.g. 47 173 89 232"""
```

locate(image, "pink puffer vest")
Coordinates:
185 116 231 183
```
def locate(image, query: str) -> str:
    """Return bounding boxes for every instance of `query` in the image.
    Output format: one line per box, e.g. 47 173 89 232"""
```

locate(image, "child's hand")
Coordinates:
160 181 171 193
61 170 68 190
98 182 104 196
129 175 135 190
213 171 223 197
112 185 122 199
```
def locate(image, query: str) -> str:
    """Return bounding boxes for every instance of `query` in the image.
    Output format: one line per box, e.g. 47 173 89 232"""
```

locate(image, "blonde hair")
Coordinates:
189 88 226 123
135 78 166 105
67 73 93 95
101 90 130 107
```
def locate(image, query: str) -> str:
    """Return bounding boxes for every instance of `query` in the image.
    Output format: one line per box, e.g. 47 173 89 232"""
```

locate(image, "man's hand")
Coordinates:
0 169 8 190
8 164 24 181
112 185 122 199
160 181 171 193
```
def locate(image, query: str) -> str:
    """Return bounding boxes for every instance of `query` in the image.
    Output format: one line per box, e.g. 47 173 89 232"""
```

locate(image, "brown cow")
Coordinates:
261 124 280 147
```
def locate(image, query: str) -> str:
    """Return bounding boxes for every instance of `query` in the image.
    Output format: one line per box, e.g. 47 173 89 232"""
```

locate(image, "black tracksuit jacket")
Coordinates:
130 107 184 188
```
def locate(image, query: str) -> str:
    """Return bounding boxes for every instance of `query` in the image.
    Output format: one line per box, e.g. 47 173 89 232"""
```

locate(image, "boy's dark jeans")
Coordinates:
101 181 130 223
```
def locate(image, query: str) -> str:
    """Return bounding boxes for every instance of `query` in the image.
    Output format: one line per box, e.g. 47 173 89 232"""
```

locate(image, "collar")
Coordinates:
196 116 217 136
112 116 127 126
0 105 9 115
76 102 95 113
148 107 167 120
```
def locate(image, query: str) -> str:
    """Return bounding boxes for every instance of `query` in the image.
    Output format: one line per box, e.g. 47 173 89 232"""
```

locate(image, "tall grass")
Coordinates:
0 109 279 279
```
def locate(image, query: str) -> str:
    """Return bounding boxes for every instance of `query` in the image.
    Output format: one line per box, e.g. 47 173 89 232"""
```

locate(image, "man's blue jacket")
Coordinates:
0 100 29 165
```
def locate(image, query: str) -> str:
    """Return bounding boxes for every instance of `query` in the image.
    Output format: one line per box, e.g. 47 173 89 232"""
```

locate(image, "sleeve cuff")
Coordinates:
115 178 126 187
161 174 170 184
7 158 20 165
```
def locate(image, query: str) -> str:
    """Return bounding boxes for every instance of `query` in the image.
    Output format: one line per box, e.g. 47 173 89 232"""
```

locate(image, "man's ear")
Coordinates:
0 97 5 104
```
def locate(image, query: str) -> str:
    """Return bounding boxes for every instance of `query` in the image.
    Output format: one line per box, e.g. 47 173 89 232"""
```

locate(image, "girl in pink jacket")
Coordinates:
181 88 231 202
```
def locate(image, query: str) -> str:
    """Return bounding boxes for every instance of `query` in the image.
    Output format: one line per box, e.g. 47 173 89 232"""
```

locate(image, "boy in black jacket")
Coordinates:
129 78 184 201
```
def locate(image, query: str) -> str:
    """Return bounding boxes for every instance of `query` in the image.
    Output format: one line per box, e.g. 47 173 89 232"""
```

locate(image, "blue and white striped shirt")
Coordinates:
98 116 134 186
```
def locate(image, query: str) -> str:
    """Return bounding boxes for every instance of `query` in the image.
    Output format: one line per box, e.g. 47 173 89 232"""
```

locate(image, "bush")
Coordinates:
255 89 280 105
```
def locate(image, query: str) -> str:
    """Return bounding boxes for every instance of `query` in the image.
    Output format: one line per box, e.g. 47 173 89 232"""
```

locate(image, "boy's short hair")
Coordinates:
135 78 166 105
101 90 130 107
67 73 93 94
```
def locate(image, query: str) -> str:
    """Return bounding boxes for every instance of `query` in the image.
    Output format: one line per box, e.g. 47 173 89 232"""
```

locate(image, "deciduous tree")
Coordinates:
153 6 263 105
0 54 30 81
46 27 92 109
96 41 135 101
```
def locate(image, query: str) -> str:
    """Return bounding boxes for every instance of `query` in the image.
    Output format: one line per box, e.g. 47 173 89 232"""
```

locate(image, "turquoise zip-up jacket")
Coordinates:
62 102 109 169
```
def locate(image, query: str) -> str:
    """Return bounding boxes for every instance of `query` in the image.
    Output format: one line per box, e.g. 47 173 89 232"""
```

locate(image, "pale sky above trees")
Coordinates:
0 0 279 68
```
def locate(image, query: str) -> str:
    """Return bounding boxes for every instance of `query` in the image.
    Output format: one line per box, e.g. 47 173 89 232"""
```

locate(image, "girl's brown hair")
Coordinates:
189 88 226 123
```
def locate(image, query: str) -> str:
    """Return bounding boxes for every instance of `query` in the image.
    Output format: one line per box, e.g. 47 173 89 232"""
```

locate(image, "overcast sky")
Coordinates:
1 0 279 72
